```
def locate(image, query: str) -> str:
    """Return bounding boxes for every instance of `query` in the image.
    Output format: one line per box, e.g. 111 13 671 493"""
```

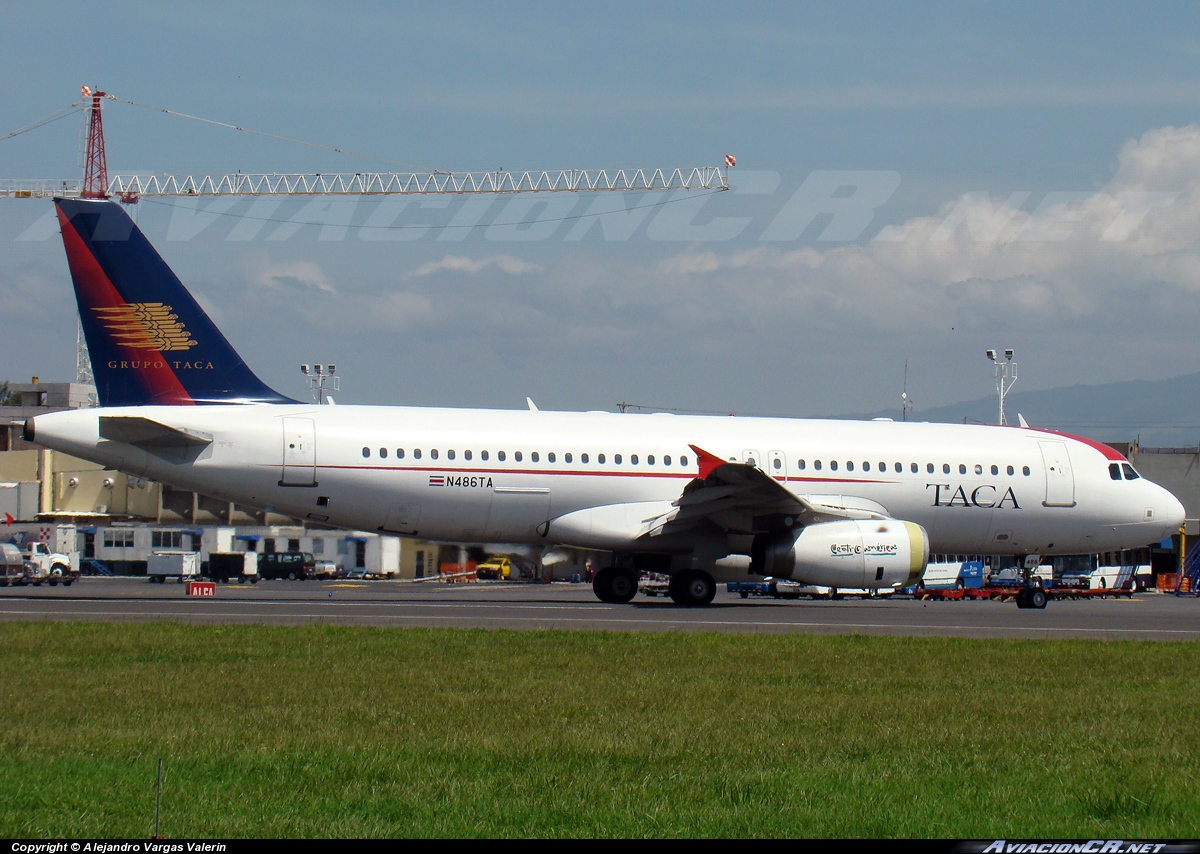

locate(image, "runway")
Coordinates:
1 577 1197 640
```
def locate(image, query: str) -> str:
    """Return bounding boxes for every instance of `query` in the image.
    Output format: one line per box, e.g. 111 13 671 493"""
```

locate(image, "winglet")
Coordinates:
689 444 727 480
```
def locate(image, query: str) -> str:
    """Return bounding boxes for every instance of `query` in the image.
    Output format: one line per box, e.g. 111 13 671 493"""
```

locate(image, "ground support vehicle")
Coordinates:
726 579 889 600
148 551 201 583
0 544 27 586
206 552 258 583
311 560 341 579
639 573 670 596
912 586 995 601
257 551 317 580
22 542 77 587
477 556 515 580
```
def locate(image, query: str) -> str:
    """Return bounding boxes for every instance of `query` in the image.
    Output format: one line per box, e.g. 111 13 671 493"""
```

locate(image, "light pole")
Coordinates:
300 363 339 405
985 349 1017 426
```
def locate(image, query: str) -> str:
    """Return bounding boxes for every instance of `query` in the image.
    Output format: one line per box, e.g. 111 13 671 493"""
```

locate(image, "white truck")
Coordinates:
147 551 201 583
22 541 77 587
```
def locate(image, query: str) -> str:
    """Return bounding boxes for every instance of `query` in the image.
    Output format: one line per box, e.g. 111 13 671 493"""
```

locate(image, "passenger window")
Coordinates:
599 453 606 464
911 463 918 473
1022 466 1030 476
1006 465 1013 475
515 451 523 462
959 464 967 475
362 447 370 458
991 465 998 475
481 450 489 461
974 464 982 475
815 460 823 471
1122 464 1140 480
498 451 506 461
648 455 655 465
680 455 688 467
397 449 405 459
664 455 671 466
431 449 439 460
830 461 838 471
614 454 623 464
879 462 886 472
581 453 589 463
380 448 388 459
927 463 934 474
864 462 871 472
531 452 540 462
564 453 571 463
943 464 950 474
1109 463 1122 481
414 449 422 460
798 459 806 471
448 450 456 460
772 458 781 470
846 461 854 472
464 450 472 461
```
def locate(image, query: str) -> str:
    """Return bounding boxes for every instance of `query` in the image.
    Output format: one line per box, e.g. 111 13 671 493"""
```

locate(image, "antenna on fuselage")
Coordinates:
901 360 914 422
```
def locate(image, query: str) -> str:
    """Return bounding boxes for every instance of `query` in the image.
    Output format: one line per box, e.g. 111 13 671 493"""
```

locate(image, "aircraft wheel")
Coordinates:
1015 588 1029 608
593 567 637 604
1029 588 1048 609
681 571 716 607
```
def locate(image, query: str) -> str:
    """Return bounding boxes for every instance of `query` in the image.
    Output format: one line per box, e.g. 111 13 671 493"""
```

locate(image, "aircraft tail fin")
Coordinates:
54 198 294 406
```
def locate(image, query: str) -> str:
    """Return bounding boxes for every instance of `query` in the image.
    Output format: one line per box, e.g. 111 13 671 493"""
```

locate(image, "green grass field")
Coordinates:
0 621 1196 838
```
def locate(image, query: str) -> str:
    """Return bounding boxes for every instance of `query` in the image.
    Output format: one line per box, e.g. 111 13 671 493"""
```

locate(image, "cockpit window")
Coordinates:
1122 463 1140 481
1109 463 1122 481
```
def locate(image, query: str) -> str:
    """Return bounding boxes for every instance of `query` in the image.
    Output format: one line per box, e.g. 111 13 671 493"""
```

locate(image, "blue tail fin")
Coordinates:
55 198 295 406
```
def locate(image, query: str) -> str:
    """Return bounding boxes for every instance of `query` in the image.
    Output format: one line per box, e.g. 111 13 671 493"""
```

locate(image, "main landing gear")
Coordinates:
667 570 717 607
591 561 718 607
592 566 638 604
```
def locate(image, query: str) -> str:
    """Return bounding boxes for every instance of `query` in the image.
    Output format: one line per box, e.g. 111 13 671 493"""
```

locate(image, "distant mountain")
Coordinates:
836 372 1200 448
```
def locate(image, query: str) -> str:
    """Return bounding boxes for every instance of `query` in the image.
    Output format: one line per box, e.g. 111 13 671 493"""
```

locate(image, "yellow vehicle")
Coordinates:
476 555 514 580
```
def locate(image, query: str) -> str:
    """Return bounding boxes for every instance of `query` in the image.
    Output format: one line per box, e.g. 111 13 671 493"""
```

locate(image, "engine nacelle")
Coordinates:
750 519 928 589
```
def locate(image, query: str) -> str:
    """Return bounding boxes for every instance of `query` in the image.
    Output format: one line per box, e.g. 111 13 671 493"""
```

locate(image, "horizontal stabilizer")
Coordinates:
99 416 213 448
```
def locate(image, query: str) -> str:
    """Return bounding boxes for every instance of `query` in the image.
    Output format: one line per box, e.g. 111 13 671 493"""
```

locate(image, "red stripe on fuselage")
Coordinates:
57 204 194 406
1023 427 1126 461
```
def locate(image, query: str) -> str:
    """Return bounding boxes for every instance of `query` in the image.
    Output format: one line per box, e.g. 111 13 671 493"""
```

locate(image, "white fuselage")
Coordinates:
28 404 1184 560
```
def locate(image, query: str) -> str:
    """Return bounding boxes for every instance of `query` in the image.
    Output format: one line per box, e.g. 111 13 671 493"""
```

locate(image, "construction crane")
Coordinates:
1 87 730 200
3 87 733 389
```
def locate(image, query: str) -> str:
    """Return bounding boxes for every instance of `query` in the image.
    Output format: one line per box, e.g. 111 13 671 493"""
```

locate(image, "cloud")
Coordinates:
241 253 338 294
404 254 544 279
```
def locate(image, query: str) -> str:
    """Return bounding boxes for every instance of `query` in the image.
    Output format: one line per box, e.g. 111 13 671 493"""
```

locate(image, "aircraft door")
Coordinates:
1039 441 1075 507
281 417 316 486
768 450 788 482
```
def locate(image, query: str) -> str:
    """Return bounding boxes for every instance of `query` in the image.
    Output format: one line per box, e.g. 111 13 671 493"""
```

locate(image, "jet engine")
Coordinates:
750 519 928 589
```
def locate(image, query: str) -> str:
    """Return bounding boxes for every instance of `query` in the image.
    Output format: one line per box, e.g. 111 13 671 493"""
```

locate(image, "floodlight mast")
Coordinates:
985 348 1018 426
301 363 339 405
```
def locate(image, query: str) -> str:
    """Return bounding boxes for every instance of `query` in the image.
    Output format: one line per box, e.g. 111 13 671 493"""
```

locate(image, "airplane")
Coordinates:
22 198 1186 609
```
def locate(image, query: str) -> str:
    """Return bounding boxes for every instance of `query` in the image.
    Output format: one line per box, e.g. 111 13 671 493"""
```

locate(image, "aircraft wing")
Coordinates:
642 444 890 539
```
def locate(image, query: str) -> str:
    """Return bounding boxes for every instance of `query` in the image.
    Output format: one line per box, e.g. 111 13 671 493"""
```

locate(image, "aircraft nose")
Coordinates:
1155 486 1186 538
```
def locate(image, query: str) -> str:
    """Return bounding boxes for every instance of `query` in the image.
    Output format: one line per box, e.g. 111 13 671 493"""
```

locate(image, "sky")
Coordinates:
3 1 1200 423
